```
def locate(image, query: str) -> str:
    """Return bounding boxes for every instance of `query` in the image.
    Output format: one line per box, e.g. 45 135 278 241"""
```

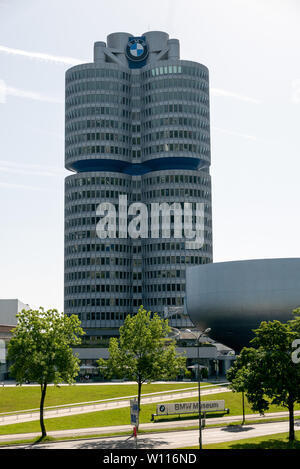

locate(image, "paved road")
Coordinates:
3 420 296 449
0 385 229 426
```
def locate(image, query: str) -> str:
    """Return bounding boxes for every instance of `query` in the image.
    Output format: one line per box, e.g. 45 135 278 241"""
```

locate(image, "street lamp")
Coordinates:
186 327 211 450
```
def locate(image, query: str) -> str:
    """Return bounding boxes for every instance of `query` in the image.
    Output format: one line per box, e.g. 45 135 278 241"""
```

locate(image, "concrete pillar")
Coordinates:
168 39 180 60
94 42 106 63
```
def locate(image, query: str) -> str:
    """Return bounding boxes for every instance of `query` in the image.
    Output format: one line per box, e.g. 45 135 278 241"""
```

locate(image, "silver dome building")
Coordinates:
186 258 300 351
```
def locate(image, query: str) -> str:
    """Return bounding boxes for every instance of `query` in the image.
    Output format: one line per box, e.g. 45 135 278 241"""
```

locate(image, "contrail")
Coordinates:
0 44 86 66
5 85 63 103
0 160 66 177
0 80 62 104
211 87 261 104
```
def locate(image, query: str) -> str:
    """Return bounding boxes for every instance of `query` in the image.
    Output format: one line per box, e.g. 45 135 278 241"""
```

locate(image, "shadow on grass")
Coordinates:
31 435 55 446
227 439 300 450
220 425 254 433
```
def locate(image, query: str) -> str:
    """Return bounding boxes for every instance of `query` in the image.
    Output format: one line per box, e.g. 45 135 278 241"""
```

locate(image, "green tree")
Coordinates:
98 305 186 427
7 307 84 439
227 314 300 441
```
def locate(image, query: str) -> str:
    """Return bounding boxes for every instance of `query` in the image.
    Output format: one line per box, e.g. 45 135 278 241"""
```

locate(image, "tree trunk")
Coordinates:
288 397 295 442
40 382 47 438
137 380 142 430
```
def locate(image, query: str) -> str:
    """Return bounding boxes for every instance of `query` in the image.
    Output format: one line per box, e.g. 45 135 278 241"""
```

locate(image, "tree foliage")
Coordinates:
98 305 186 426
7 308 84 437
227 310 300 441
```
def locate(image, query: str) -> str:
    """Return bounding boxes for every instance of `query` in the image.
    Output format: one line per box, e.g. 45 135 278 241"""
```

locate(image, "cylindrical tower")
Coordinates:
64 32 213 338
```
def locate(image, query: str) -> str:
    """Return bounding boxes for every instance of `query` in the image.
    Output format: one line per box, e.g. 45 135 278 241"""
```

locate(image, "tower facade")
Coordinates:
64 31 212 338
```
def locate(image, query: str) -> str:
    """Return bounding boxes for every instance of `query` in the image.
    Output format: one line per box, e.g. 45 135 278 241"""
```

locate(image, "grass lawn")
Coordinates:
180 431 300 449
0 389 297 436
0 382 208 414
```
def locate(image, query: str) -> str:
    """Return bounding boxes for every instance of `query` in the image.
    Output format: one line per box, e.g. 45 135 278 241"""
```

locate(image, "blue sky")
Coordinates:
0 0 299 311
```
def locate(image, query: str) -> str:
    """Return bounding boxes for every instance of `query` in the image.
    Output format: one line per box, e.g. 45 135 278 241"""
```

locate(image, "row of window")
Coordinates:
65 282 186 295
144 261 211 279
142 65 208 80
66 117 210 134
65 102 209 123
142 77 208 92
66 119 131 134
65 174 210 188
142 91 209 106
65 217 212 235
66 142 210 159
65 187 211 205
64 235 210 261
142 130 210 144
66 77 209 100
66 144 130 158
66 93 130 110
65 256 130 267
65 262 130 277
142 116 210 132
66 68 131 83
66 284 131 294
66 298 132 308
66 132 130 147
146 296 184 307
65 242 132 254
65 293 184 312
64 240 210 257
65 270 142 282
144 174 210 186
67 130 210 146
143 142 210 158
143 188 211 199
66 106 131 121
71 312 128 321
142 103 209 119
65 254 211 269
66 176 129 188
144 255 207 266
145 283 185 293
66 64 207 86
66 81 130 97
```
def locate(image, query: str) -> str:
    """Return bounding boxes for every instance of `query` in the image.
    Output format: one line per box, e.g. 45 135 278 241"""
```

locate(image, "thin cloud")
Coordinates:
0 44 86 66
0 160 66 177
211 87 261 104
0 80 63 104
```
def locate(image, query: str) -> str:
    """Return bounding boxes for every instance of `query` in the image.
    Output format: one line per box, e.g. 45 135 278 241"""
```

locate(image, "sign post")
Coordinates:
130 398 139 449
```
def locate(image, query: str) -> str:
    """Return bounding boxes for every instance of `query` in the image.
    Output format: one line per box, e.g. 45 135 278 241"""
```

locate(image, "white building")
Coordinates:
0 299 29 380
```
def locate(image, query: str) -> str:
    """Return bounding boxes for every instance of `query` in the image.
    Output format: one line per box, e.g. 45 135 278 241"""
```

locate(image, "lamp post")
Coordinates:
186 327 211 450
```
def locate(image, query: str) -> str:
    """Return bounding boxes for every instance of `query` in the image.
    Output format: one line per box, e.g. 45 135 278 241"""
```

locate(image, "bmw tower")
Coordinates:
64 31 213 342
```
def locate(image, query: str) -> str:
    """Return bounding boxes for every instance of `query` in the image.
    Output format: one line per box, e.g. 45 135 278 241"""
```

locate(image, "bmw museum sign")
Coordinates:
126 36 149 68
156 400 226 416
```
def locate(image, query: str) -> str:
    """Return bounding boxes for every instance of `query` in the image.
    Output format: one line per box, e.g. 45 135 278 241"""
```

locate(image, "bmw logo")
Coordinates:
159 405 166 413
126 37 148 62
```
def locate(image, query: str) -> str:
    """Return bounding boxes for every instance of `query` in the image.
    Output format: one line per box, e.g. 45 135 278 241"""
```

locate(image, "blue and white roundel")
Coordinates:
129 42 144 57
126 37 148 64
